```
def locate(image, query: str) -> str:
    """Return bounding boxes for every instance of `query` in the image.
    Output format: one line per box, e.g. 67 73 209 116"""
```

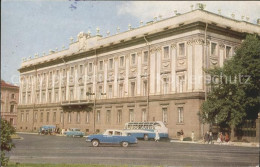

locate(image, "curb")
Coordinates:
170 140 259 147
16 132 38 135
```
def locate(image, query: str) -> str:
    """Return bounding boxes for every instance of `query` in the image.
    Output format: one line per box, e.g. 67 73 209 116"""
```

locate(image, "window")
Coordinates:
163 46 170 59
70 67 74 75
178 76 185 93
179 43 185 56
143 81 147 96
162 108 168 123
120 56 124 67
22 93 26 104
108 85 113 98
21 113 24 122
117 110 122 124
142 108 147 122
40 112 43 122
131 53 136 65
11 94 15 99
99 61 103 70
26 113 29 122
211 43 217 55
87 87 92 99
27 93 31 104
129 109 134 122
79 65 84 75
178 107 184 123
10 105 14 113
119 84 124 97
109 59 113 69
131 82 135 97
80 88 84 100
96 110 100 123
226 46 231 58
62 90 65 101
143 51 148 63
35 112 38 122
53 112 56 123
55 91 59 102
70 89 74 101
48 91 52 103
76 112 80 123
163 78 169 94
98 86 102 99
10 118 14 125
42 92 46 103
36 93 40 103
86 112 90 123
88 63 93 72
46 112 49 122
60 112 63 123
106 110 111 123
68 113 71 123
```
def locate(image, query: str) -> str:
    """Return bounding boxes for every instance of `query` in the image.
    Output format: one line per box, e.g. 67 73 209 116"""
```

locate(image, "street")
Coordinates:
8 134 259 166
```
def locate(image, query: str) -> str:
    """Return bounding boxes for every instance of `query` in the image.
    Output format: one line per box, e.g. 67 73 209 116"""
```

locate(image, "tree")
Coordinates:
1 119 16 167
201 35 260 128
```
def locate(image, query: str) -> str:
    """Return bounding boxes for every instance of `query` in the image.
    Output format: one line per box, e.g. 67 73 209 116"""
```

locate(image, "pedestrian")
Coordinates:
154 130 160 142
225 132 230 143
204 131 209 144
209 131 213 144
191 131 194 142
180 129 184 141
217 132 222 144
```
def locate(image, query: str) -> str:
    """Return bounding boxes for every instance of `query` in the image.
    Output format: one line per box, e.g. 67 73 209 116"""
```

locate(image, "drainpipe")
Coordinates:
144 36 150 121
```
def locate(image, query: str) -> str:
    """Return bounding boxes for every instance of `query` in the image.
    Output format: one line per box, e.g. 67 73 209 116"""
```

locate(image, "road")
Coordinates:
8 134 259 166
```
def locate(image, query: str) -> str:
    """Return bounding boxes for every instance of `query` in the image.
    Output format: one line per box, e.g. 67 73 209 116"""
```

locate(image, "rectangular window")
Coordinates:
108 85 113 98
70 89 74 101
37 93 40 103
11 94 15 99
131 53 136 65
62 90 65 101
98 86 102 99
88 63 93 72
119 84 124 97
68 113 71 123
178 107 184 123
142 108 147 122
117 110 122 124
60 112 63 123
96 110 100 123
163 78 169 94
179 43 185 56
26 113 29 122
106 110 111 123
10 105 14 113
129 109 134 122
48 91 52 103
211 43 217 55
46 112 49 122
27 93 31 104
143 51 148 63
76 112 80 123
40 112 43 122
70 67 74 75
86 112 90 123
131 82 135 97
143 81 147 96
79 65 84 75
42 92 46 103
80 88 84 100
162 108 168 123
21 113 24 122
87 87 92 100
179 76 185 93
120 56 124 67
109 58 113 69
55 91 59 102
35 112 38 122
226 46 231 58
99 61 103 70
163 46 169 59
53 112 56 123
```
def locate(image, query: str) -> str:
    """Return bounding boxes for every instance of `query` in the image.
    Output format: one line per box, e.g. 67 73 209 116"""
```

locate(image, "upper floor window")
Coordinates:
80 88 84 100
119 84 124 98
179 43 185 56
163 78 169 94
143 80 147 96
79 65 84 75
131 82 135 97
108 85 113 98
88 63 93 73
99 61 103 71
70 67 74 76
226 46 232 58
109 58 113 69
11 94 15 99
131 53 136 65
163 46 170 59
10 105 14 113
143 51 148 63
120 56 124 67
178 75 185 93
211 43 217 56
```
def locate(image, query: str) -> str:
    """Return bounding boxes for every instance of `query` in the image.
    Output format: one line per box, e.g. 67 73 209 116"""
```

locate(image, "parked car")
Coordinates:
86 129 138 147
64 128 85 137
38 125 56 135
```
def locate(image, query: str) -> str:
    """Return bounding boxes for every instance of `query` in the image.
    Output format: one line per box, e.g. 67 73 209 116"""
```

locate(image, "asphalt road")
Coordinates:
8 134 259 166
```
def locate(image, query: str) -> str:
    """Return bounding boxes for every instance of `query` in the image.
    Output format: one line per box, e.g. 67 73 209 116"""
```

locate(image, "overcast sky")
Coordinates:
1 1 260 85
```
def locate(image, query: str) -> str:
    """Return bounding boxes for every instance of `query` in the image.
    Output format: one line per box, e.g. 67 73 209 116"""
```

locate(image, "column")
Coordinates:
149 48 156 95
84 62 88 100
187 40 193 92
219 43 225 67
194 38 204 91
104 60 108 97
19 76 23 104
93 60 97 98
171 43 177 93
137 52 142 95
114 57 118 98
45 73 49 103
25 76 28 104
125 55 129 97
52 70 55 103
59 68 62 102
66 67 70 101
74 65 78 100
39 74 42 103
156 47 161 94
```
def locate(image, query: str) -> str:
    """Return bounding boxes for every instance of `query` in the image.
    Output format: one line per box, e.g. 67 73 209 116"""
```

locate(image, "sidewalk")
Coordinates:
170 139 259 147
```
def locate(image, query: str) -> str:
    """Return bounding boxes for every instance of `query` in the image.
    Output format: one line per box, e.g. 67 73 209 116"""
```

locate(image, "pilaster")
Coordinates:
187 40 193 92
150 48 156 95
156 47 161 94
137 52 142 95
114 57 118 98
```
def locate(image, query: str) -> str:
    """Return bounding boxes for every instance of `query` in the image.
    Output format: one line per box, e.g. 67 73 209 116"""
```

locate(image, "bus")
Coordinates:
123 121 168 140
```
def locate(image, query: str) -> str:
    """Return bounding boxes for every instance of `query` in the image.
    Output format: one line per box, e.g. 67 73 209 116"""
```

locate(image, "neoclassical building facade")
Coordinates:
17 9 260 139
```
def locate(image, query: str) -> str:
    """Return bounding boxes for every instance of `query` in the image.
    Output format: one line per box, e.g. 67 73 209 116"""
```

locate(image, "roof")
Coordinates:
1 80 19 89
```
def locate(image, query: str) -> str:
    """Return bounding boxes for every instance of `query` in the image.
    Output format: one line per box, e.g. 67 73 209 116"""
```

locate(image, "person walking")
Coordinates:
180 129 184 141
209 131 213 144
217 132 223 144
225 132 230 143
154 130 160 142
204 131 209 144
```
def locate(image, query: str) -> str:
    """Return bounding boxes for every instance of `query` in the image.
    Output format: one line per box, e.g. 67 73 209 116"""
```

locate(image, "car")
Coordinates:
85 129 138 147
64 128 85 137
38 125 56 135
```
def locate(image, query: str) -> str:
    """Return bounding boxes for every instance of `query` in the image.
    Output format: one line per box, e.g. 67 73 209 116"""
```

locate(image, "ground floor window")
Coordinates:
178 107 184 123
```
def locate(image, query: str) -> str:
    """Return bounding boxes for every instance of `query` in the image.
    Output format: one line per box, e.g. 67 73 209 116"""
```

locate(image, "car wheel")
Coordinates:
144 134 149 141
92 140 99 147
122 141 129 147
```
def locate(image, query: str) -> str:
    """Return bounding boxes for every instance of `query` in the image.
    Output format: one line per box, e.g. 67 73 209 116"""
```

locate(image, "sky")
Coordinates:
1 1 260 85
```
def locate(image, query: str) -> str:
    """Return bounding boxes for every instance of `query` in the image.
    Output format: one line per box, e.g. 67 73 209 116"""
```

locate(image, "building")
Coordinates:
1 80 19 127
17 9 260 139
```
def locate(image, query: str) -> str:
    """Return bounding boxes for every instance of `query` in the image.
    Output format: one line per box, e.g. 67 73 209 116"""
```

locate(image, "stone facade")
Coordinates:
17 9 260 139
1 80 19 127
